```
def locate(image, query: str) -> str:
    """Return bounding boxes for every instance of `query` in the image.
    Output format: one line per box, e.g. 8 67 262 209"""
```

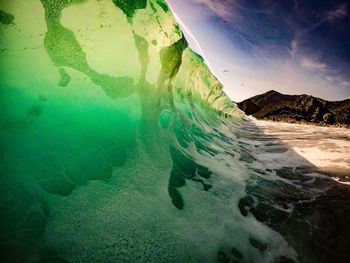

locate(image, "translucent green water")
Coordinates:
0 1 296 262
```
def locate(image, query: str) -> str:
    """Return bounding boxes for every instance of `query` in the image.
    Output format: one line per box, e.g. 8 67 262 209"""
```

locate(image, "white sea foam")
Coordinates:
249 117 350 185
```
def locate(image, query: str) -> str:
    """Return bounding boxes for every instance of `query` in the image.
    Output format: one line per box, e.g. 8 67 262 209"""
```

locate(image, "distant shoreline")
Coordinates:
251 117 350 129
237 90 350 128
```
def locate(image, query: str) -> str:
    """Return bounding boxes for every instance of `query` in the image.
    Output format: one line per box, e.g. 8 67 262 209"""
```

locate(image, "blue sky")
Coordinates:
166 0 350 102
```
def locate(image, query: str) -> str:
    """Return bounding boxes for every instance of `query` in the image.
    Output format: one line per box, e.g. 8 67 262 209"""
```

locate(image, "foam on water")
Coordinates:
250 118 350 184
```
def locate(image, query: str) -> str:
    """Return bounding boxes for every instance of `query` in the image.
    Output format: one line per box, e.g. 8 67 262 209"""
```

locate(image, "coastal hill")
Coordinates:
237 90 350 127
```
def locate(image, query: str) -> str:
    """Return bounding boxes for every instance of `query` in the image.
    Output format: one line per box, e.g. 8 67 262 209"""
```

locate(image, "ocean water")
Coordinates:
0 1 349 263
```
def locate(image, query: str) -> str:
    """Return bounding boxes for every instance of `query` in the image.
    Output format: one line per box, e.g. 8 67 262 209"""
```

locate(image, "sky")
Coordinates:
166 0 350 102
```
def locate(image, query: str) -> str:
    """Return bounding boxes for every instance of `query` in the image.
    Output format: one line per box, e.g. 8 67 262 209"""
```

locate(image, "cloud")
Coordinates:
290 38 327 72
326 3 348 21
297 55 350 94
193 0 231 18
192 0 270 21
325 75 350 87
299 57 327 71
289 39 349 93
293 0 299 12
289 3 348 42
289 39 299 58
192 0 239 20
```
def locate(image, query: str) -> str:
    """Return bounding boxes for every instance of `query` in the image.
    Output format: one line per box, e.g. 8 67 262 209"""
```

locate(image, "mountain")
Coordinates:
237 90 350 127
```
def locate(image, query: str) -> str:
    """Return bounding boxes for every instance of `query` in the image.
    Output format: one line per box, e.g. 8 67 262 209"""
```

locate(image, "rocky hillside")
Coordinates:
237 90 350 127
